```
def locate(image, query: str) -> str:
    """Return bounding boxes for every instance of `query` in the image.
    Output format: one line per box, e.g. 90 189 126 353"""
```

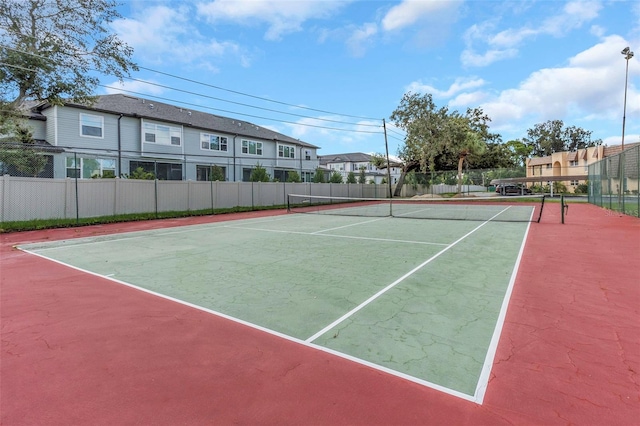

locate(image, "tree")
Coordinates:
564 125 601 151
358 166 366 184
329 170 343 183
1 0 137 109
447 109 487 194
313 168 325 183
0 126 49 177
390 93 492 195
286 170 301 183
346 171 357 183
523 120 600 157
468 142 518 169
210 165 225 181
1 0 137 175
125 167 155 180
504 139 533 167
250 163 270 182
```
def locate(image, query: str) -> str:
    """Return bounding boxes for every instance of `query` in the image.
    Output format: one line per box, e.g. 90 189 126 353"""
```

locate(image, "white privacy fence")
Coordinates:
0 175 488 223
0 176 387 222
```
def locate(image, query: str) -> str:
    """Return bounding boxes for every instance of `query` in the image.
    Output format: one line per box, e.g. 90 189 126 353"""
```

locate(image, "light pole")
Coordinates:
621 47 634 150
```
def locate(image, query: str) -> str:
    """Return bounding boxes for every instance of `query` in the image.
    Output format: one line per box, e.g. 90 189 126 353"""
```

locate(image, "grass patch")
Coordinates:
0 204 287 233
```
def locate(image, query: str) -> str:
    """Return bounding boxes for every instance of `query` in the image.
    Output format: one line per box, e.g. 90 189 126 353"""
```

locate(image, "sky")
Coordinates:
103 0 640 157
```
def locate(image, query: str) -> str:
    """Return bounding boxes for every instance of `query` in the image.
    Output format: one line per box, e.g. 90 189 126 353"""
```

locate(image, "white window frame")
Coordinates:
278 144 295 159
66 157 116 178
242 140 263 156
143 121 182 146
79 113 104 139
200 133 228 152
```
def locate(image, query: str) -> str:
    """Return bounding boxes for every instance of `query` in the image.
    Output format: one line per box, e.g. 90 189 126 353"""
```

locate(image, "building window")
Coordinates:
242 167 252 182
305 150 311 161
201 133 228 152
66 157 116 178
570 180 579 186
130 160 182 180
242 140 262 156
569 160 578 167
143 122 182 146
278 144 295 158
196 165 226 181
301 171 313 182
79 113 103 138
546 164 552 169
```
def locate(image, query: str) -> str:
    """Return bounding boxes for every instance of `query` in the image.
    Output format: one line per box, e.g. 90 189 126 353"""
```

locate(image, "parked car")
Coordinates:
496 184 532 195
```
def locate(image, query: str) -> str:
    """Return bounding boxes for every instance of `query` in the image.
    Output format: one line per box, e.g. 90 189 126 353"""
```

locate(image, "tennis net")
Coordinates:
287 194 547 222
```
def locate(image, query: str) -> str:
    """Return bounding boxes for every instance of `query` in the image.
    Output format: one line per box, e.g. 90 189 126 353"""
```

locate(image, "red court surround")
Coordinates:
1 206 638 425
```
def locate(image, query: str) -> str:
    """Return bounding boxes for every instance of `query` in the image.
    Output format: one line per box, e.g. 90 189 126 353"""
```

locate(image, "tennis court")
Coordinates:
18 199 534 402
2 199 638 425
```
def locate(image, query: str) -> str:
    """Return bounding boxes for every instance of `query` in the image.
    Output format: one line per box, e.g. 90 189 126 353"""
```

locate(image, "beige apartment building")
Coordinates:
525 142 640 193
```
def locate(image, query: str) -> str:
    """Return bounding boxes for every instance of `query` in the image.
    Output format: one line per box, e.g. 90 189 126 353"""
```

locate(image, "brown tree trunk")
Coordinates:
393 160 420 197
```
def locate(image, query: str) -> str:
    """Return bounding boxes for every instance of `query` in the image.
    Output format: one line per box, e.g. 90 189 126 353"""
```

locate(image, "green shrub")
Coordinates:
250 163 270 182
329 171 343 183
286 170 301 183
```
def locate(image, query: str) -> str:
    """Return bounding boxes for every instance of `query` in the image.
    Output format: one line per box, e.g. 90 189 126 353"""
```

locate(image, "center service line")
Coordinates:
305 206 512 343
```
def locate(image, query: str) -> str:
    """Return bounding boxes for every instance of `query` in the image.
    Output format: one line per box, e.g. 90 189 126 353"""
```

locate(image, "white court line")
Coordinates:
310 217 386 234
305 205 512 343
18 246 476 404
19 214 299 252
154 214 296 237
222 225 449 246
472 208 534 404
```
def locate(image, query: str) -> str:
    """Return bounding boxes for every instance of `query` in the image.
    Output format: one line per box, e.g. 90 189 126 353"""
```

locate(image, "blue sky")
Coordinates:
104 0 640 157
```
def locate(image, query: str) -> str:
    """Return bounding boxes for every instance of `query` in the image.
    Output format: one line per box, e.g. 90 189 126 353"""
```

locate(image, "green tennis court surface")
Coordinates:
20 210 532 402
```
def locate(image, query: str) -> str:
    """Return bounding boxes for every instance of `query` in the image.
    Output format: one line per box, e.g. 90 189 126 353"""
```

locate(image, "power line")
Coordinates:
0 57 383 134
137 65 381 121
118 75 380 127
1 44 384 125
98 83 384 135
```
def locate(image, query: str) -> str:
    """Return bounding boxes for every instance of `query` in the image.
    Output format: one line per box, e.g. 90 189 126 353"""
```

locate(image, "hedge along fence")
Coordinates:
0 176 394 223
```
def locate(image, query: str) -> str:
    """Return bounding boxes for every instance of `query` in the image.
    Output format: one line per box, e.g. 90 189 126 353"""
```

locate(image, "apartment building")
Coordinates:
318 152 402 184
5 94 320 182
526 143 640 191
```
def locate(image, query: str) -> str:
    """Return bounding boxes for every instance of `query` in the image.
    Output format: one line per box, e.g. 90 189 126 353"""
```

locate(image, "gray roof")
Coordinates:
319 152 373 165
37 94 319 149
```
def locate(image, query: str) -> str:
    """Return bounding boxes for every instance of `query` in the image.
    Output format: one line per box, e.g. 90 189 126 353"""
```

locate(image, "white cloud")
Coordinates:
462 0 603 67
381 0 460 32
345 23 378 57
103 79 165 96
196 0 349 41
477 35 639 137
460 48 518 68
405 77 486 98
280 114 382 151
112 5 247 69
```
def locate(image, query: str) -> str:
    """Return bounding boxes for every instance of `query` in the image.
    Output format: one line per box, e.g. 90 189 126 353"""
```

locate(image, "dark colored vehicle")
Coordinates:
496 184 532 195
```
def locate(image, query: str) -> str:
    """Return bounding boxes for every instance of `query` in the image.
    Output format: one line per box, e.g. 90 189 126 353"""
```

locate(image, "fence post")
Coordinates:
74 152 79 224
0 175 5 223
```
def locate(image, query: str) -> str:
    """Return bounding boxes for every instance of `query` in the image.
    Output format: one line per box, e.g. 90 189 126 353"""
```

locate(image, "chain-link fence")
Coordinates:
588 144 640 217
400 167 526 195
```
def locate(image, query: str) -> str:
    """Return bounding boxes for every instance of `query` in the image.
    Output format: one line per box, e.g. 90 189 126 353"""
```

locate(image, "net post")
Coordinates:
561 195 568 224
286 194 290 213
382 118 393 217
537 195 546 223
